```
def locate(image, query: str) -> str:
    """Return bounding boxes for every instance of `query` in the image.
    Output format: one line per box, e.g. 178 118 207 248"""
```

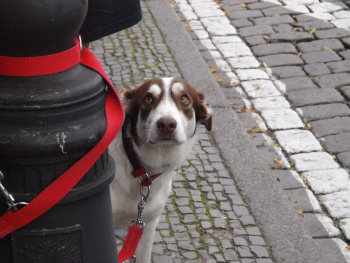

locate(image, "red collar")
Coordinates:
122 118 162 186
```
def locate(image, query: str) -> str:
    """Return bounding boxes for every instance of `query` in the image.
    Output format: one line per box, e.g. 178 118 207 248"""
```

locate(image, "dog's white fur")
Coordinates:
109 78 211 262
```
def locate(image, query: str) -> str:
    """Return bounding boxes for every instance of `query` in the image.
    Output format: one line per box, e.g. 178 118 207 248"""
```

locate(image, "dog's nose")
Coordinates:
157 117 177 134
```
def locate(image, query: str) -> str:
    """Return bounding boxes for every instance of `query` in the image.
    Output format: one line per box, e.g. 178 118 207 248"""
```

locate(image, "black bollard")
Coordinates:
0 1 119 262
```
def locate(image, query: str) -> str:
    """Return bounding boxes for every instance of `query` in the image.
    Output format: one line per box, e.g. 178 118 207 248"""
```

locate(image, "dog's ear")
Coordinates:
122 89 138 118
196 92 212 131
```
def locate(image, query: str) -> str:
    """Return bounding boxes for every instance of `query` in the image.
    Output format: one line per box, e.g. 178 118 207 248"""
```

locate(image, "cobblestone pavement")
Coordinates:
170 0 350 261
89 1 274 262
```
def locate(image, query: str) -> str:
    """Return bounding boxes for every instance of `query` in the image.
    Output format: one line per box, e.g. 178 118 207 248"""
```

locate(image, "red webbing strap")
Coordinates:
0 39 81 77
118 225 143 263
0 46 124 238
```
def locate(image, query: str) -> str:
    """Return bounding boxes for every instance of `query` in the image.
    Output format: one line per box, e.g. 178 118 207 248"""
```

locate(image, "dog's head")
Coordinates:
122 78 212 146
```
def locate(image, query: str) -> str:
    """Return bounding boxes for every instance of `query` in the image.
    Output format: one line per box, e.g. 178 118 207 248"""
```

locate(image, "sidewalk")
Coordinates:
89 0 350 262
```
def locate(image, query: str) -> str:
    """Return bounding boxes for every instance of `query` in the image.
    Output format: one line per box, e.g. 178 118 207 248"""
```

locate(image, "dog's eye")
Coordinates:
144 96 153 104
180 96 189 104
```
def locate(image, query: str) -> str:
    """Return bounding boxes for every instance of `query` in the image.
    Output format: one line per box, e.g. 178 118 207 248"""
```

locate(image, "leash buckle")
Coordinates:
0 170 28 212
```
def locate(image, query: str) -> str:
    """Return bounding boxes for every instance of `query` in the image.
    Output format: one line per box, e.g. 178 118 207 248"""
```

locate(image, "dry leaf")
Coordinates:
232 106 237 110
246 128 252 132
182 22 187 26
294 27 299 31
216 77 224 82
346 246 350 251
277 177 280 181
287 167 294 170
230 78 236 85
333 155 336 159
186 28 194 31
306 3 309 7
241 3 247 7
273 14 279 17
296 210 303 215
274 158 284 165
252 84 260 88
272 143 282 151
219 3 224 7
341 221 347 225
134 35 141 38
270 166 276 170
306 123 311 130
210 68 217 73
288 198 291 201
259 67 266 71
255 117 262 123
298 51 302 56
324 46 332 51
300 174 307 185
238 109 255 113
224 10 230 14
251 128 267 134
309 28 316 34
288 152 292 157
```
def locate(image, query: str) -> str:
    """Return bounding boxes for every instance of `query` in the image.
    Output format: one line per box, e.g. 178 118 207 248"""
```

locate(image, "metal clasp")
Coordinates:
0 170 28 212
78 35 83 57
122 255 136 263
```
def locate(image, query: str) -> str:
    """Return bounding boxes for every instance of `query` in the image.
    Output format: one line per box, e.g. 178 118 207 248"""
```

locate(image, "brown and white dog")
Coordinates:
109 77 212 262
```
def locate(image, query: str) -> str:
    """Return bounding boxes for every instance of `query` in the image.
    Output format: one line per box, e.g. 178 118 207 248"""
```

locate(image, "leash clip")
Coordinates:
78 35 83 57
0 170 28 212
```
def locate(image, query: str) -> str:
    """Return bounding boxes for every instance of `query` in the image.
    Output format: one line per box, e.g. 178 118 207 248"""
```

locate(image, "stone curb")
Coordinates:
146 0 325 262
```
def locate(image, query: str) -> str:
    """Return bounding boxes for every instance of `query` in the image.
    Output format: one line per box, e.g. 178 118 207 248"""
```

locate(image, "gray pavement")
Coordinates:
89 0 350 262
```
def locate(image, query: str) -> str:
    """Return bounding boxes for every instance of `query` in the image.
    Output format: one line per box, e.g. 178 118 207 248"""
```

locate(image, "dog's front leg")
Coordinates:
134 217 158 263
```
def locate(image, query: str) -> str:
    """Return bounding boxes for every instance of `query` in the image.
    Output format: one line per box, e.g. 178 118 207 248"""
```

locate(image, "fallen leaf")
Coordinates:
134 35 141 38
333 155 336 159
246 128 252 131
306 123 311 130
300 174 307 185
274 158 284 165
252 84 260 88
224 10 230 14
287 167 294 170
306 3 309 7
277 177 280 181
309 77 314 80
288 198 291 201
296 210 303 215
230 78 236 85
259 67 266 71
288 152 292 157
270 166 276 170
241 3 246 7
346 246 350 251
216 77 224 82
219 3 224 7
238 109 255 113
182 22 187 26
251 128 267 134
309 28 316 34
298 51 302 56
294 27 299 31
232 106 237 110
341 221 347 225
186 28 194 31
255 117 262 122
324 46 332 51
210 68 217 73
273 14 279 17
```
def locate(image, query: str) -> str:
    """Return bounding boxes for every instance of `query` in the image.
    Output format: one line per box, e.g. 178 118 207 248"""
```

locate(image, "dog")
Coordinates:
109 77 212 262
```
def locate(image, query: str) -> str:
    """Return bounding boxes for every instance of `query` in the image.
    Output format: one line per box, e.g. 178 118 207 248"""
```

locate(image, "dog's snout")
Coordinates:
157 117 177 134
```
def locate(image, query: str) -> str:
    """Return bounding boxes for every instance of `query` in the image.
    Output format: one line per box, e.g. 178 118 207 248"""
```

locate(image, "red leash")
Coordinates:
0 38 142 262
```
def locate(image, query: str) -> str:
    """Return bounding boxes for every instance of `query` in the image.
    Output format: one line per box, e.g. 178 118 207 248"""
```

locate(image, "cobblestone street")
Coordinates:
89 0 350 262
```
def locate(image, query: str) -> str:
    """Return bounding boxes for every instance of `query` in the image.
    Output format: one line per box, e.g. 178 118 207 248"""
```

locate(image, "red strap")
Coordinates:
118 225 143 262
0 46 124 238
0 39 81 77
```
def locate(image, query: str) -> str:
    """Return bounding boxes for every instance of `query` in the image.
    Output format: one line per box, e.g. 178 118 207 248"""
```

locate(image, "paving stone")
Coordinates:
261 109 304 130
246 226 261 236
174 188 190 197
290 152 339 172
339 218 350 240
236 69 269 81
227 56 261 69
238 246 253 257
200 17 230 28
252 43 297 57
259 54 304 67
208 246 219 254
239 25 274 37
270 170 305 190
275 76 317 93
298 20 334 31
224 185 239 194
314 239 349 263
301 51 342 64
314 28 350 39
287 88 344 107
297 39 345 53
244 35 266 46
178 241 195 251
253 15 294 26
310 117 350 137
247 2 276 9
269 32 314 43
304 169 350 194
342 37 350 48
327 60 350 73
193 8 225 18
334 10 350 19
249 236 266 245
275 129 322 153
240 215 255 226
206 24 237 36
232 18 254 28
331 18 350 30
324 132 350 153
252 96 290 111
320 191 350 219
228 10 263 19
214 218 228 229
228 194 245 205
233 237 248 246
232 205 249 216
315 213 341 237
337 151 350 167
175 198 190 206
258 146 291 168
153 255 174 263
223 250 239 261
309 2 344 13
314 73 350 89
262 6 308 16
303 63 331 76
273 24 294 33
241 80 280 98
179 207 193 214
339 50 350 59
283 188 322 212
221 239 233 248
295 13 335 22
296 103 350 122
223 4 245 12
269 66 306 79
256 259 274 263
250 245 269 257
